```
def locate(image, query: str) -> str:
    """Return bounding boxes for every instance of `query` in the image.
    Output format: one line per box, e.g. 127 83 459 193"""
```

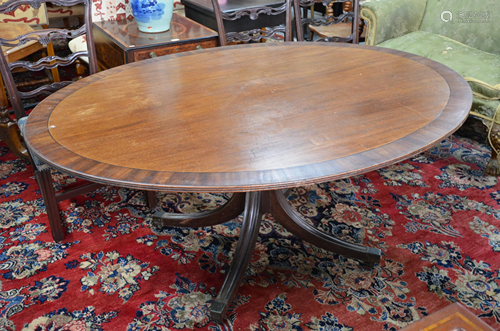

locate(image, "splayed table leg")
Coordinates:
210 191 262 323
268 190 382 267
152 192 246 228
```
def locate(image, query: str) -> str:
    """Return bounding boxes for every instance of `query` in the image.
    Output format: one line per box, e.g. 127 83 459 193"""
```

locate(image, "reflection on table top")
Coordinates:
92 13 217 49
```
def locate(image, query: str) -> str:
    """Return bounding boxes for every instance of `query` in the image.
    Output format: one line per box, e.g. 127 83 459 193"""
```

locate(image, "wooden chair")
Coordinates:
0 23 60 162
0 0 103 242
210 0 295 46
294 0 362 43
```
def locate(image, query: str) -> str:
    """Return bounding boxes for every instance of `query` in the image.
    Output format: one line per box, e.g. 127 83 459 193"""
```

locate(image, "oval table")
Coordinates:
24 43 472 322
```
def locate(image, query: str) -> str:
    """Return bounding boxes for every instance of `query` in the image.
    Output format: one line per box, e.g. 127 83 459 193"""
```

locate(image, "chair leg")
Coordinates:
63 17 71 29
145 191 157 210
46 42 60 83
0 106 29 162
308 30 314 41
486 148 500 176
482 118 500 176
35 166 65 242
486 128 500 176
75 59 86 80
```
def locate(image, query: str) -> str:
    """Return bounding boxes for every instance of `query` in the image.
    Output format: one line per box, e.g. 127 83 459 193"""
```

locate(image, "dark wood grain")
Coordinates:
24 43 472 193
93 26 127 69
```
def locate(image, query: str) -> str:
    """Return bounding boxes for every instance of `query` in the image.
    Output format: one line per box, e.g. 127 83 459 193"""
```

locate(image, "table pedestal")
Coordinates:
152 190 382 322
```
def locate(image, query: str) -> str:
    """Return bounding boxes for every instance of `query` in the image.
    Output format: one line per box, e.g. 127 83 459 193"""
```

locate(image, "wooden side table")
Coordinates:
400 303 494 331
92 13 218 70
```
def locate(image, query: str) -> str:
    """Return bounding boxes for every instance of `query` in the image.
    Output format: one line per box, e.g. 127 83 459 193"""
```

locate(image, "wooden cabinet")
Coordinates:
93 13 218 70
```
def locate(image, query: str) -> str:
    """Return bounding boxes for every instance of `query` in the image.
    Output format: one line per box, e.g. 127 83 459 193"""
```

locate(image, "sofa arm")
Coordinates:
360 0 427 46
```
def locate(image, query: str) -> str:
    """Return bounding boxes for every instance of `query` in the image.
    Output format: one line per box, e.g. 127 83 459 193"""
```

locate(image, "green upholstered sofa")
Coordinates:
360 0 500 175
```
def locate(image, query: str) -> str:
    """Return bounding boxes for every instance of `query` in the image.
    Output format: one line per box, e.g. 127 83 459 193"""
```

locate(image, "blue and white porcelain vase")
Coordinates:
131 0 174 33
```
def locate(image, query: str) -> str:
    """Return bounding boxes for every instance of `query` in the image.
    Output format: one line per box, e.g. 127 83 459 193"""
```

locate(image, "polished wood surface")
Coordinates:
25 43 472 192
183 0 286 32
93 13 218 69
400 303 494 330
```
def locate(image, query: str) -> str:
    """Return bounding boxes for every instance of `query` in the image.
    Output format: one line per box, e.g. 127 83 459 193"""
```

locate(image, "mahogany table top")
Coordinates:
24 43 472 192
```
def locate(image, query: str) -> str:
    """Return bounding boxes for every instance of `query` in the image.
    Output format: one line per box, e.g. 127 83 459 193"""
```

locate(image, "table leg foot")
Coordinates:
210 191 262 323
268 190 382 266
152 193 246 229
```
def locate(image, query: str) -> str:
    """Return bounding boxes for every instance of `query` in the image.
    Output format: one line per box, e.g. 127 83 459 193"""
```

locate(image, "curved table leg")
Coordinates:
152 193 246 228
268 190 381 267
210 191 262 323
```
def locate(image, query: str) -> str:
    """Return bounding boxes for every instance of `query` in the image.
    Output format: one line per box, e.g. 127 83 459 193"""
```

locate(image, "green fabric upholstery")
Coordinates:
378 31 500 118
360 0 500 120
360 0 426 46
419 0 500 55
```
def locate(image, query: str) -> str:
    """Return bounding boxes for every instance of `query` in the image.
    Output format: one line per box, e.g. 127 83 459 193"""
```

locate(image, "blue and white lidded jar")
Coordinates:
131 0 174 33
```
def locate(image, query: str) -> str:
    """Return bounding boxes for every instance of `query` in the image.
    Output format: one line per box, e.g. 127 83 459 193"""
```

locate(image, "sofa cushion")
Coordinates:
378 31 500 117
360 0 426 47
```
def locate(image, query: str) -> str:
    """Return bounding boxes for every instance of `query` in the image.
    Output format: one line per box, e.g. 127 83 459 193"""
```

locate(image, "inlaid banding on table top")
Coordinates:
25 43 471 191
46 46 448 173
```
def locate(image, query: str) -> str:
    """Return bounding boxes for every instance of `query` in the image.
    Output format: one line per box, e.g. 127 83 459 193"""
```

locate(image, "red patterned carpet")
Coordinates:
1 129 500 330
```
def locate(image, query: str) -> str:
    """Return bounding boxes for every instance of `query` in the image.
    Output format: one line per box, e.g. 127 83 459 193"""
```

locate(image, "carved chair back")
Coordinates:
294 0 360 43
210 0 294 46
0 0 97 122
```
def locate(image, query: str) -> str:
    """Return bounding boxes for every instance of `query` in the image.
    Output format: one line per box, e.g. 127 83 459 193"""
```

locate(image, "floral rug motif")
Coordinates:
0 133 500 330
